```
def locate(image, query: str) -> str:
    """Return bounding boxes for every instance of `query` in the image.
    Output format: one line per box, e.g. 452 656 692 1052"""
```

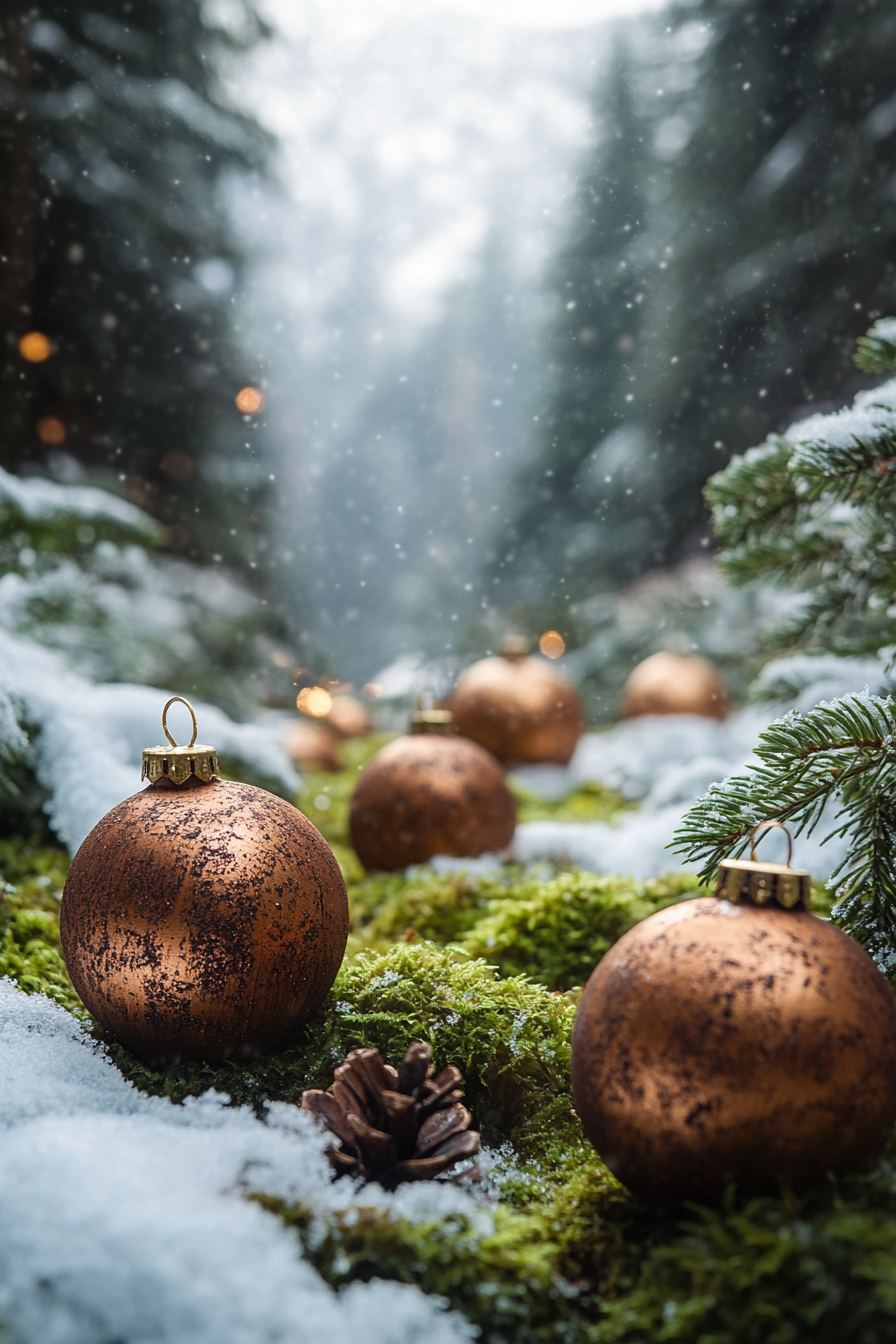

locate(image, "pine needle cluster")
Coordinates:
677 320 896 969
706 317 896 656
672 694 896 970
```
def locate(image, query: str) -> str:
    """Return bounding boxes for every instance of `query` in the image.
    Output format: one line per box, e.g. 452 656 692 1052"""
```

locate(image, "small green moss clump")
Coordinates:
594 1148 896 1343
0 837 83 1015
348 865 500 950
511 778 628 826
254 1196 589 1344
460 870 704 990
346 864 704 989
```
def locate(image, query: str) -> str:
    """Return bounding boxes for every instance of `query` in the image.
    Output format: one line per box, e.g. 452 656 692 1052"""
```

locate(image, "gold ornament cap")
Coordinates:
410 691 455 736
141 696 219 786
501 633 531 661
715 821 811 910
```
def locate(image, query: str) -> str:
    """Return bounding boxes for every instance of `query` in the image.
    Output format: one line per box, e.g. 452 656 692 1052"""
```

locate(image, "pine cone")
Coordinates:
301 1041 480 1189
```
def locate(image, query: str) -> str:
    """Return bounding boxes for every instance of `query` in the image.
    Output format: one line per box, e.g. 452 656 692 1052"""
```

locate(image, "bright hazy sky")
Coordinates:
277 0 665 32
421 0 663 24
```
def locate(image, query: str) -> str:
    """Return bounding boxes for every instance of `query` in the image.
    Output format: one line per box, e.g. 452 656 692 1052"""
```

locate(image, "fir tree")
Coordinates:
674 320 896 970
0 0 270 572
706 316 896 656
503 0 896 613
498 40 651 608
646 0 896 570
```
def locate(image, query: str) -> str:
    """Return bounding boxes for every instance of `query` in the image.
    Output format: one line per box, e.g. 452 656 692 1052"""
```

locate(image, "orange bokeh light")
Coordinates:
539 629 566 660
19 331 53 362
297 686 333 718
361 682 383 700
36 416 66 445
235 386 264 414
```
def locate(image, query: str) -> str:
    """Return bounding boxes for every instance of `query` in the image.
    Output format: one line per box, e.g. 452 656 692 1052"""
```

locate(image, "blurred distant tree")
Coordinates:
502 0 896 614
648 0 896 574
0 0 272 572
497 42 651 611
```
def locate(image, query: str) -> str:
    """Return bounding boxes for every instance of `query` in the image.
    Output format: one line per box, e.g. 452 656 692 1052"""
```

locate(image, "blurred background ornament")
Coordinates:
281 718 342 773
349 697 516 872
283 683 371 771
620 650 729 721
61 697 348 1064
571 823 896 1205
448 635 585 767
302 1039 479 1188
325 694 372 739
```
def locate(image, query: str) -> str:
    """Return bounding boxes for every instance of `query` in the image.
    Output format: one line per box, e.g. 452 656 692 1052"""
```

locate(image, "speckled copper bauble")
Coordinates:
282 718 342 772
61 699 349 1064
620 650 729 721
448 642 585 766
571 844 896 1204
349 725 516 873
325 695 371 739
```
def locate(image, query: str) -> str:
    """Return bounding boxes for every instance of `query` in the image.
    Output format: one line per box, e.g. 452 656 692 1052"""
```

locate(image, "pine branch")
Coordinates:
671 695 896 960
788 381 896 501
704 326 896 658
705 438 798 552
855 318 896 375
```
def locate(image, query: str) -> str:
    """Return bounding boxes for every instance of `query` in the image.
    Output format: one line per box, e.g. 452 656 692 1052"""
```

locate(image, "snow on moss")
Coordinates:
0 977 475 1344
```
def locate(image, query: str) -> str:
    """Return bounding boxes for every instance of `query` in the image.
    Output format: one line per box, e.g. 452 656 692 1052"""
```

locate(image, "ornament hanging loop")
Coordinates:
143 697 218 786
715 818 810 910
749 819 793 867
161 696 198 749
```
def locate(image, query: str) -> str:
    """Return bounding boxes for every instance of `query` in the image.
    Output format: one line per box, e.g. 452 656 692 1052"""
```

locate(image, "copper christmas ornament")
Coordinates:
282 718 342 772
61 697 349 1064
571 823 896 1205
349 701 516 872
302 1040 480 1188
448 636 585 766
620 650 729 721
325 694 371 739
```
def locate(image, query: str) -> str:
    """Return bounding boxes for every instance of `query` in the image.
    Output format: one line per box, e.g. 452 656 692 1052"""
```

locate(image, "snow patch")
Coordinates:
0 978 476 1344
0 464 155 533
0 629 300 853
513 655 885 882
786 377 896 457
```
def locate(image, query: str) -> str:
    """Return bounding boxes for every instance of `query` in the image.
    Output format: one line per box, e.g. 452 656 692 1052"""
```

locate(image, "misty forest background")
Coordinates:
2 0 895 726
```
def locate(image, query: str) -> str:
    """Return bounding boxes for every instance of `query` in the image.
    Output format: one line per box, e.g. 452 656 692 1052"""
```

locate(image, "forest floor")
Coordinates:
1 748 893 1344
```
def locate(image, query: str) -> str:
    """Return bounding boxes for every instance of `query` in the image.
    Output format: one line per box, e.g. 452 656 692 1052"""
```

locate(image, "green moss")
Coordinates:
348 866 507 950
254 1195 589 1344
249 1138 896 1344
0 837 84 1015
345 862 705 991
111 942 581 1162
460 870 705 990
512 779 629 825
594 1150 896 1343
